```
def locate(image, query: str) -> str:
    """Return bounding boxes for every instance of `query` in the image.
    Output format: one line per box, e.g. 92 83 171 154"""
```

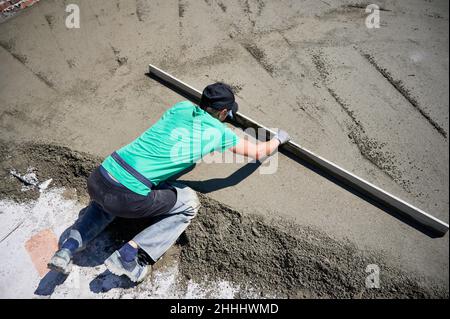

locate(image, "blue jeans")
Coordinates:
68 167 200 262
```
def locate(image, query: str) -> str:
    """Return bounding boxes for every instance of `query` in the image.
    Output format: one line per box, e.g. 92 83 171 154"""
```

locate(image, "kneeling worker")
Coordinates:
48 82 290 282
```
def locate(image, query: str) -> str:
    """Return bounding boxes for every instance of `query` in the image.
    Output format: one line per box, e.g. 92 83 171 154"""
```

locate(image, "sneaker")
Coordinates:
104 250 150 283
47 248 72 275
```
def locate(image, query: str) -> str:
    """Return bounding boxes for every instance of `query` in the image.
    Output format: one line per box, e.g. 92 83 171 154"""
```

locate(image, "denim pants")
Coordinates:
67 166 200 262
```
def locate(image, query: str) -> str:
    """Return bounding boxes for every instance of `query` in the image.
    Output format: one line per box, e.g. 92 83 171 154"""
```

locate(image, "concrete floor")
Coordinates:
0 0 448 289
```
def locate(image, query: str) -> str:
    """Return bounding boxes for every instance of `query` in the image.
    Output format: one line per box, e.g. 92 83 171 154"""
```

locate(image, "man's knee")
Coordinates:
184 187 200 217
171 183 201 218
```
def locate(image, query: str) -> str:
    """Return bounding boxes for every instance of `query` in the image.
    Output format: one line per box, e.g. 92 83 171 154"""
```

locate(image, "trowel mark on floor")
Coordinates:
35 72 55 89
360 51 447 139
110 46 128 67
67 59 76 69
240 0 257 28
0 40 55 90
44 14 55 29
211 78 243 94
256 0 265 16
311 50 404 187
178 0 186 18
311 50 330 81
327 87 405 189
320 2 391 21
229 83 243 94
326 88 362 128
242 42 275 75
135 0 150 22
177 0 188 32
217 1 227 13
344 4 391 12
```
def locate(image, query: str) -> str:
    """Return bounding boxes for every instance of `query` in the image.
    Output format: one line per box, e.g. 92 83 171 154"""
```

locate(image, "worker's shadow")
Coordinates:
171 161 262 193
34 270 69 296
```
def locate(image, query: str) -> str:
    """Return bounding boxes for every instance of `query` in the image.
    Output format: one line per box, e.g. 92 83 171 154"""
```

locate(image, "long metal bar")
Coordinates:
148 64 449 236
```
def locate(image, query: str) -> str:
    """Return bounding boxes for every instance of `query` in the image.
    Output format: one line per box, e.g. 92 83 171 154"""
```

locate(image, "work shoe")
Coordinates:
47 248 72 275
104 250 151 283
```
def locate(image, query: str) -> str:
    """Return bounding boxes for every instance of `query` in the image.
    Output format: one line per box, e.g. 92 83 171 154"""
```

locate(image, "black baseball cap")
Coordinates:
200 82 239 119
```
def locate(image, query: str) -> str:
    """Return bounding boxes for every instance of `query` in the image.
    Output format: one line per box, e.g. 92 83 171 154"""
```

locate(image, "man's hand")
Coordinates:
274 129 290 145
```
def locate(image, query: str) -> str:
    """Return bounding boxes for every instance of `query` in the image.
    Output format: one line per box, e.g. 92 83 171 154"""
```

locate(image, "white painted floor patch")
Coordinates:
0 188 248 298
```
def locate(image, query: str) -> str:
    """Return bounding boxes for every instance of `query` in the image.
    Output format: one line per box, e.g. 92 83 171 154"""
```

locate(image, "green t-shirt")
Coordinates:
102 101 240 195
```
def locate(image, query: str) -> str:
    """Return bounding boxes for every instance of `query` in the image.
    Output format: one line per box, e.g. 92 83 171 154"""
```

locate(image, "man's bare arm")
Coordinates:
229 129 290 161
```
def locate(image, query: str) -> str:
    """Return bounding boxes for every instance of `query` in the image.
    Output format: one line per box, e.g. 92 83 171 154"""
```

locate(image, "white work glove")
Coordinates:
274 129 290 145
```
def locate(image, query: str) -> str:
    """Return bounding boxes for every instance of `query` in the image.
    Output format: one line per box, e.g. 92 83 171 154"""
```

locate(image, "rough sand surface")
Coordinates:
0 0 448 293
0 141 447 298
